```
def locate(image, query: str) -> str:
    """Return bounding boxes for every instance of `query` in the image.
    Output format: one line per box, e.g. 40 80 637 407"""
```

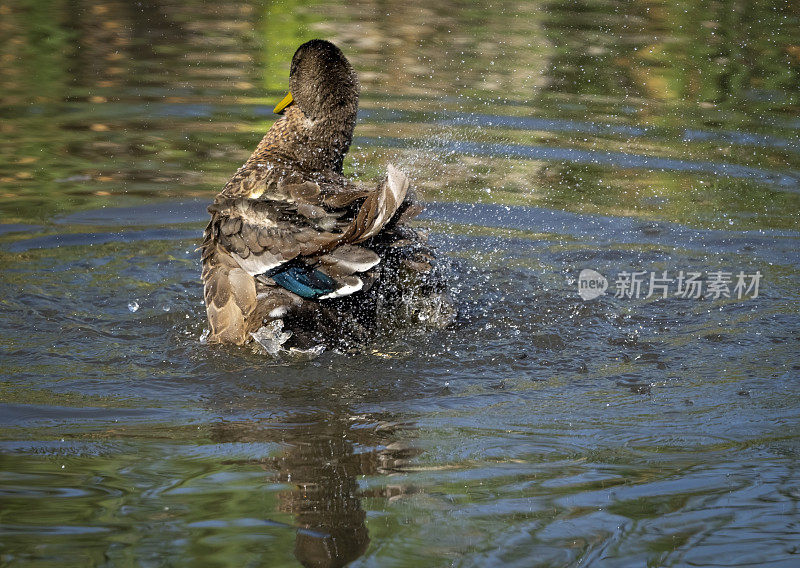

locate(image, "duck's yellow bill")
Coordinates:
273 92 293 114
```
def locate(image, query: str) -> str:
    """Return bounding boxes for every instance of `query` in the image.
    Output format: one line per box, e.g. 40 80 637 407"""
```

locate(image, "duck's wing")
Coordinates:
208 166 411 303
269 165 411 299
342 164 410 243
201 243 258 344
207 184 345 277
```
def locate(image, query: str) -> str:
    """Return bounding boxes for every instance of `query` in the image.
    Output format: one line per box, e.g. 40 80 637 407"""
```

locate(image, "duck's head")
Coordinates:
273 40 360 173
274 39 360 122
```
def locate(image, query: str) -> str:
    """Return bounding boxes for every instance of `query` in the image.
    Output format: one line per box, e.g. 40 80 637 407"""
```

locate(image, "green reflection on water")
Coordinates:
0 0 797 228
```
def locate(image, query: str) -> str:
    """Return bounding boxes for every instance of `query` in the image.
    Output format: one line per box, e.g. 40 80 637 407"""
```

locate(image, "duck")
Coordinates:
201 39 451 350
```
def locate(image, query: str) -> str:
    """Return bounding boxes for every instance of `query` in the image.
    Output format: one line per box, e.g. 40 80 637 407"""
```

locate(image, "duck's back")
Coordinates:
201 160 449 348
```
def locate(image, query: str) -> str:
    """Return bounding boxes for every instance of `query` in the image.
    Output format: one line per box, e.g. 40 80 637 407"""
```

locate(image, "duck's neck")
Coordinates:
254 105 357 175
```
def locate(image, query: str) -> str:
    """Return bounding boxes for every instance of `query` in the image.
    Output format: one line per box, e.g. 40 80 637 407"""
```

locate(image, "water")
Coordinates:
1 1 799 566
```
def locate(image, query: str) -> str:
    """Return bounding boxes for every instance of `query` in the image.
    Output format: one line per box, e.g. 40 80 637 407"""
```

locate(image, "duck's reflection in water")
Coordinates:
212 411 418 568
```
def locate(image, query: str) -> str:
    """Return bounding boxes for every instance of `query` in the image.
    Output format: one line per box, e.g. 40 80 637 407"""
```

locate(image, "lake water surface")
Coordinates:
1 1 799 566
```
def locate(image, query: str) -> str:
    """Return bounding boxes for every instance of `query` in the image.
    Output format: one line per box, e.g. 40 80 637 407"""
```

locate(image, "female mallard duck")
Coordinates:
201 39 450 350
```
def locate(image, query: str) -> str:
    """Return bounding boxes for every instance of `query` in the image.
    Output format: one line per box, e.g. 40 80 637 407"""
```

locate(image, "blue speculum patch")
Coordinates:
271 265 337 298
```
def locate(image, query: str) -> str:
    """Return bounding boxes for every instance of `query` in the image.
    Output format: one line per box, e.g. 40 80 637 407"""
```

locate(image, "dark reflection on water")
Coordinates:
1 0 799 566
211 411 416 568
272 419 372 568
